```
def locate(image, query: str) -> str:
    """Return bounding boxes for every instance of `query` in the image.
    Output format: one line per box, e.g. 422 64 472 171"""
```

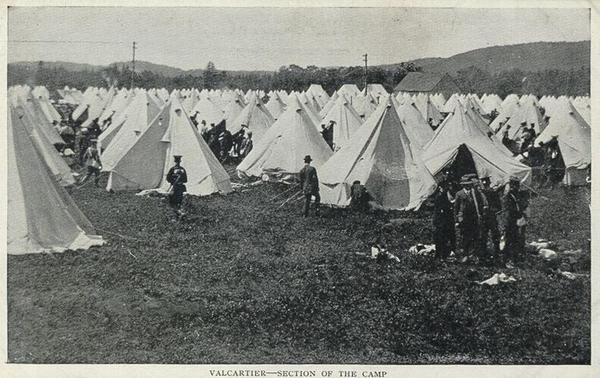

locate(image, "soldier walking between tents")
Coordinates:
454 174 488 262
432 179 456 260
78 139 102 187
166 155 188 221
299 155 320 217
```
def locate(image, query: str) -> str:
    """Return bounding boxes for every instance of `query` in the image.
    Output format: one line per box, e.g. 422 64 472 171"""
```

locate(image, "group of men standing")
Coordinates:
433 174 528 267
191 117 254 162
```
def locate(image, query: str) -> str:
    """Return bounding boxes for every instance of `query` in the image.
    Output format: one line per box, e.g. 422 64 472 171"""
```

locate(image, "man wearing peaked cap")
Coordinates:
299 155 320 217
166 155 188 221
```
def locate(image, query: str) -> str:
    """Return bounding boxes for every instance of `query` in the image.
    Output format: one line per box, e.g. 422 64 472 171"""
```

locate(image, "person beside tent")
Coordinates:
299 155 320 217
541 137 565 189
480 176 501 262
320 121 334 150
166 155 188 221
78 139 102 187
59 120 76 150
218 124 233 162
349 180 371 212
432 179 456 260
501 176 528 267
454 175 488 262
238 130 253 159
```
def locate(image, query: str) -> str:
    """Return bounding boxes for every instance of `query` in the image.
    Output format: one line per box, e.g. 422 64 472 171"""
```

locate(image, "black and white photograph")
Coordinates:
3 2 595 374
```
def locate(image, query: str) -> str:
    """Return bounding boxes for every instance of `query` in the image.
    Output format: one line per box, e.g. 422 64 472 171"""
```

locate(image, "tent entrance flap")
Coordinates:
437 144 477 182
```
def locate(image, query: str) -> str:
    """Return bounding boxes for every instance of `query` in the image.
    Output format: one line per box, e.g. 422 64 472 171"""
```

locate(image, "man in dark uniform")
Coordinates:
432 179 456 260
501 176 527 266
350 180 371 212
454 174 488 261
480 176 501 262
299 155 320 217
166 155 188 221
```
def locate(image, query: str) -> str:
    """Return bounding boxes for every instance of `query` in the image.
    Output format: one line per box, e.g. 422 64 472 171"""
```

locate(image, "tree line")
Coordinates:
8 60 590 99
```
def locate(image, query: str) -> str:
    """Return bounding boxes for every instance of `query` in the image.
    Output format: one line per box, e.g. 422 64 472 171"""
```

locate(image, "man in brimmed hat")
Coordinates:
501 176 527 266
78 138 102 187
432 177 456 260
454 174 488 261
480 176 501 262
166 155 188 221
299 155 320 217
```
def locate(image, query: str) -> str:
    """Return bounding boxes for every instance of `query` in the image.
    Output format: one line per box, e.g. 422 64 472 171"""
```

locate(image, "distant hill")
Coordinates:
9 41 590 81
380 41 590 74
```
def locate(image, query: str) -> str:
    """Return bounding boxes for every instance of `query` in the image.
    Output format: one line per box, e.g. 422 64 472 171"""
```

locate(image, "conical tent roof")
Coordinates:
319 91 339 118
10 97 75 186
265 92 287 119
535 100 590 169
8 106 104 255
423 103 532 187
352 93 378 119
223 97 245 122
321 95 363 149
414 94 444 127
100 92 163 170
236 95 333 177
190 96 225 126
393 98 434 150
319 98 437 210
229 95 275 141
106 97 232 196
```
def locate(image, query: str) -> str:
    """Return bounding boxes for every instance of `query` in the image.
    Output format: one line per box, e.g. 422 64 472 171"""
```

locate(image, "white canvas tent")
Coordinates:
319 98 437 210
8 106 104 255
236 95 333 178
321 95 363 150
423 103 532 187
105 97 232 196
228 95 275 142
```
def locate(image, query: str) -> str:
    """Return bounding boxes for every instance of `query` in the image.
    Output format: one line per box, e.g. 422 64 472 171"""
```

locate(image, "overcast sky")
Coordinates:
8 7 590 71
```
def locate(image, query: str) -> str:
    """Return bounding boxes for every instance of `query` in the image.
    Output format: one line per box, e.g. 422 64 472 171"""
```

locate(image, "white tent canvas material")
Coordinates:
236 96 333 177
423 103 532 187
8 106 104 255
229 96 275 141
106 97 232 196
321 95 363 150
319 99 436 211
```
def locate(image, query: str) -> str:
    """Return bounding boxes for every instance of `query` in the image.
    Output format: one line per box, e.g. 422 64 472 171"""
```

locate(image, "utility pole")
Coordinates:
362 53 368 93
130 41 137 89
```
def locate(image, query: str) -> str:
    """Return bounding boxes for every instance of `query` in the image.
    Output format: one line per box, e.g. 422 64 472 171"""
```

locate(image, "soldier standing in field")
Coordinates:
432 179 456 260
78 139 102 187
299 155 320 217
166 155 188 221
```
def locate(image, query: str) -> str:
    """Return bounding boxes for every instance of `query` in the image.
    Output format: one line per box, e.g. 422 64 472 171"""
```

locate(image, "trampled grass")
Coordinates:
7 167 591 364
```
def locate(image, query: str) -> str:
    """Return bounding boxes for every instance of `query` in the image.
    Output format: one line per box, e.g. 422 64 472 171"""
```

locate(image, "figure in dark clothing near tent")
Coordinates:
321 121 335 150
501 176 528 266
454 174 488 261
299 155 320 217
77 128 90 165
216 121 233 162
238 130 253 159
232 125 248 156
166 155 188 221
480 176 501 261
432 180 456 260
350 180 371 212
78 139 102 187
88 118 101 139
542 137 565 189
501 125 516 155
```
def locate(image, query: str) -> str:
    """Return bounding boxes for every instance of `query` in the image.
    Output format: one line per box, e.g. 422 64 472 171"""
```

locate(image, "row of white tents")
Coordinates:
7 83 591 255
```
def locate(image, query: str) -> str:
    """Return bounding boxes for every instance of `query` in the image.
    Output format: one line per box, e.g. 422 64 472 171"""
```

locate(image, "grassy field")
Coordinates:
8 165 591 364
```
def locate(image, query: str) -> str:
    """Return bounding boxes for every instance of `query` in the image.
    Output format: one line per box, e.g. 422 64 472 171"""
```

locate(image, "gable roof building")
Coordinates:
394 72 461 98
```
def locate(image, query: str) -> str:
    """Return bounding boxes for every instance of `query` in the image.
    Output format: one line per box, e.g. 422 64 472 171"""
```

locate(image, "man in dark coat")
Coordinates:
299 155 320 217
432 180 456 260
501 176 527 266
480 176 501 261
166 155 188 221
454 174 488 260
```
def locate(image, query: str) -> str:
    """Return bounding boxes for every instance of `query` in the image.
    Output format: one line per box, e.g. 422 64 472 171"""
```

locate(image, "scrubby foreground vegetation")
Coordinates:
8 166 590 364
